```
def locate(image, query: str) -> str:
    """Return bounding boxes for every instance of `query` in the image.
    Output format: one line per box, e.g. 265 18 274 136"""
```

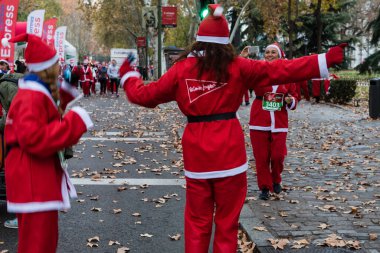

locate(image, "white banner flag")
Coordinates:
27 9 45 37
54 26 67 63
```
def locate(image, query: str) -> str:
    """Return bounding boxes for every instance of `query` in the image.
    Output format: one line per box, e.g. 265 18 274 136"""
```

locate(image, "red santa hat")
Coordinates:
265 42 285 59
2 33 58 72
196 4 229 44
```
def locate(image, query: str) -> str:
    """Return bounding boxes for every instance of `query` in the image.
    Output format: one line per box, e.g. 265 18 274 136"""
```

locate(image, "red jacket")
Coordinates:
79 65 93 82
249 84 298 133
5 76 93 213
122 54 327 179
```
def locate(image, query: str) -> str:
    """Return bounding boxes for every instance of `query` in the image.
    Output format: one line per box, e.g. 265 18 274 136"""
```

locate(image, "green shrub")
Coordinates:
325 79 357 104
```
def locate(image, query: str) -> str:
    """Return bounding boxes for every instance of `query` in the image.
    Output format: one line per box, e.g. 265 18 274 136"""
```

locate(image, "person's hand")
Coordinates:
119 53 136 77
326 43 348 68
284 96 293 104
240 46 250 58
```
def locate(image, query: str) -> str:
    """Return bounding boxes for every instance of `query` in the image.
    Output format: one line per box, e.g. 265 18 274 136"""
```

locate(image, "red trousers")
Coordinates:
17 211 58 253
82 81 91 96
296 81 310 101
185 172 247 253
312 79 323 97
250 130 287 191
91 80 96 94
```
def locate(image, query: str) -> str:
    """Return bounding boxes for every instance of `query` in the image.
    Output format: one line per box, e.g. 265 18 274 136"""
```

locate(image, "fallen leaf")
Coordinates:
113 209 122 214
132 213 141 217
140 233 153 238
91 207 102 212
369 233 378 240
108 240 121 246
318 223 330 230
87 236 100 242
169 233 181 241
86 243 98 248
254 227 268 232
267 238 289 250
117 247 130 253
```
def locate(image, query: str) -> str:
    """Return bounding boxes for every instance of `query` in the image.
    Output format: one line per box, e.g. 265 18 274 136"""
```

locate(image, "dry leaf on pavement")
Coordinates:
117 247 130 252
267 238 289 250
168 233 181 241
87 236 100 242
254 227 268 232
318 223 330 230
140 233 153 238
369 233 378 240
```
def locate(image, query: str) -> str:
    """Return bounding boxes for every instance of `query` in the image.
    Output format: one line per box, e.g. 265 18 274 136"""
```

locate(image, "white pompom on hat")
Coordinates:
7 33 58 72
265 42 286 59
196 4 230 45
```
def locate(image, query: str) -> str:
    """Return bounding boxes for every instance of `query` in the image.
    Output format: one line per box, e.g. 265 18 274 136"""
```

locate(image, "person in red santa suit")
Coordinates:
241 43 299 200
296 80 310 101
3 33 93 253
118 4 346 252
79 58 94 97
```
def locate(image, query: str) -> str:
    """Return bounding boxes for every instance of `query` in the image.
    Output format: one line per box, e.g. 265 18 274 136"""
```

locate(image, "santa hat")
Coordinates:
0 59 9 65
196 4 229 45
2 33 58 72
265 42 285 59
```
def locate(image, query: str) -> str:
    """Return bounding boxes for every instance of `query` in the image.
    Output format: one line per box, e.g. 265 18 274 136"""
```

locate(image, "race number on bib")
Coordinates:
262 92 284 111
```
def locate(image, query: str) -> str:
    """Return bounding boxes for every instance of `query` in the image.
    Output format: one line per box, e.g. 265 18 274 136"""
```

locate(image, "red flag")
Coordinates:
42 18 57 48
0 0 19 69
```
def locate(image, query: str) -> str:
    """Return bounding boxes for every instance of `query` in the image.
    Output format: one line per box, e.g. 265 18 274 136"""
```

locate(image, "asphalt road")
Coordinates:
0 93 192 253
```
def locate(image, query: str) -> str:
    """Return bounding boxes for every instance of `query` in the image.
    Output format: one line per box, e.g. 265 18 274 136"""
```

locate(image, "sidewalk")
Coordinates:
238 100 380 252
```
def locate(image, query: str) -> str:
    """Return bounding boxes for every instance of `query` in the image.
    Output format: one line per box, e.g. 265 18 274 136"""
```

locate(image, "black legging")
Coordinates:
99 78 107 94
110 78 119 94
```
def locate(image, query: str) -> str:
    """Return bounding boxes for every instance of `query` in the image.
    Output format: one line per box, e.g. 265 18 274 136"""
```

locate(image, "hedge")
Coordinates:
324 79 357 104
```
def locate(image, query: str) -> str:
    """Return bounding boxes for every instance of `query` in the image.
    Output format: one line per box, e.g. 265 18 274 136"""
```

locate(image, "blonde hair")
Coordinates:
34 61 60 102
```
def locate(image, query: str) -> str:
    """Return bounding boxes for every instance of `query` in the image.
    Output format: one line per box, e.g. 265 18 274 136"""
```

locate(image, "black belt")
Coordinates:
255 96 263 100
187 112 236 123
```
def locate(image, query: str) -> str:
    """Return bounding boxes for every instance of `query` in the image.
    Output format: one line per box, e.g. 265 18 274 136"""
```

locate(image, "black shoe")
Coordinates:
273 183 282 194
259 188 270 200
245 101 250 106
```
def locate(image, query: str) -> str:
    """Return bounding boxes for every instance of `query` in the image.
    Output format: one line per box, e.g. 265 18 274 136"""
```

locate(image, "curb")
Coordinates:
239 204 274 252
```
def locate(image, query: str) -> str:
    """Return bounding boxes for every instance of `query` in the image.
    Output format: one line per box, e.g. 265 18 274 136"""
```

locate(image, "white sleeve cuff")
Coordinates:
70 106 94 130
120 71 141 87
286 97 296 110
318 53 329 79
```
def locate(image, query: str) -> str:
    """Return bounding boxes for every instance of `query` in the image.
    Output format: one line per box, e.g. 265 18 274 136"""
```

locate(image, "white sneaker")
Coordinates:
4 218 18 229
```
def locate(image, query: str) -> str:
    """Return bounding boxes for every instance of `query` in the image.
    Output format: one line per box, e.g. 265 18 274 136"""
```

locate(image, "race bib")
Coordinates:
262 92 284 111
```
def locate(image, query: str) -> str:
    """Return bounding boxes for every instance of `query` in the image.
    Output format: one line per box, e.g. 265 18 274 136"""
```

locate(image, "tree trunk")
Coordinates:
315 0 322 53
287 0 293 58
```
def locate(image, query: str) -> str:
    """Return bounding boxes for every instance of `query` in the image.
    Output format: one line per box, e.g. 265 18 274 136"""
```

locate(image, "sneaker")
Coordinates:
259 188 270 200
4 218 18 229
273 183 282 194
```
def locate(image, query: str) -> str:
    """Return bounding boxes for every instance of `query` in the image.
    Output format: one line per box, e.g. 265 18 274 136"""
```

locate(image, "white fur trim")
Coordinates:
265 45 282 59
286 97 296 110
28 54 59 72
7 200 70 213
249 125 288 133
184 162 248 179
214 6 224 16
18 79 57 108
196 35 229 45
1 38 9 48
120 71 141 87
61 80 80 98
318 53 329 78
70 106 94 130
